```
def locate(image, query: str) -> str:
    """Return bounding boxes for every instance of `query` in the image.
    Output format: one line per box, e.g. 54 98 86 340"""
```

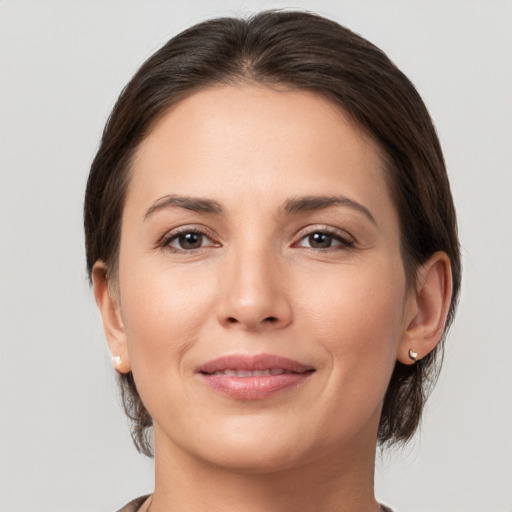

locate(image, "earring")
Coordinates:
112 355 122 367
408 349 419 362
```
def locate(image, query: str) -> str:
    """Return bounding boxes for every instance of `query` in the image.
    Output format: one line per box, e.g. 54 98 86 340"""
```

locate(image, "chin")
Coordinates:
201 441 307 475
157 416 316 474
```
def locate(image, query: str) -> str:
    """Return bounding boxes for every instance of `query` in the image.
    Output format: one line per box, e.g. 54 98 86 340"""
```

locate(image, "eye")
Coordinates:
162 228 218 252
296 229 354 250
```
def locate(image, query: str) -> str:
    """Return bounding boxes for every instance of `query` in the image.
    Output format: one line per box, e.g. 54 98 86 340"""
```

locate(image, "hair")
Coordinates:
84 10 461 457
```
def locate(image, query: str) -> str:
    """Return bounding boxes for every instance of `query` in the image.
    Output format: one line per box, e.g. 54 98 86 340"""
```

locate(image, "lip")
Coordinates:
197 354 315 400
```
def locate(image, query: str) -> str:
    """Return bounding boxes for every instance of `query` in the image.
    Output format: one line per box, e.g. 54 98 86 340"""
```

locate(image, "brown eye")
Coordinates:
307 232 333 249
165 230 213 251
177 232 203 249
296 229 354 250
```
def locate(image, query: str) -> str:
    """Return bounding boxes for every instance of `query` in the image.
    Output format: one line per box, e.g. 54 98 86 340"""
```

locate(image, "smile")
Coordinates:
197 354 315 400
208 368 294 376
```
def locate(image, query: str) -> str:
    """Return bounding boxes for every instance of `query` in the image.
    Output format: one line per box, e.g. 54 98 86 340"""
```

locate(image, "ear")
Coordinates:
91 261 131 374
398 251 453 365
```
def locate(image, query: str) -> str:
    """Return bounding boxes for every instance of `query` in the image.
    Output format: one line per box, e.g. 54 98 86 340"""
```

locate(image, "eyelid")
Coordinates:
158 225 221 251
156 224 355 252
293 225 356 248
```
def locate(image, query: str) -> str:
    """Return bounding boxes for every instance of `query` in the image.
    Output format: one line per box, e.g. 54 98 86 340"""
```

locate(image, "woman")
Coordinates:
84 10 460 512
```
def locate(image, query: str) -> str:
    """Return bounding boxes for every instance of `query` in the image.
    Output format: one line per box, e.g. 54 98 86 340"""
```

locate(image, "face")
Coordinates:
109 85 416 471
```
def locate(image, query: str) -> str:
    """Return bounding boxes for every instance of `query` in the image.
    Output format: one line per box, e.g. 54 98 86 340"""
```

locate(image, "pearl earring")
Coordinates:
408 349 419 362
112 355 122 367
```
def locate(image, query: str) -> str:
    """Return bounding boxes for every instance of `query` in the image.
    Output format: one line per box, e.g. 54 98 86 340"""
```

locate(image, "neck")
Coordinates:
150 426 380 512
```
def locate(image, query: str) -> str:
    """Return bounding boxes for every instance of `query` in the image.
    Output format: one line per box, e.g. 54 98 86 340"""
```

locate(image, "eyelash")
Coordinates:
159 226 219 253
159 226 355 253
294 227 355 251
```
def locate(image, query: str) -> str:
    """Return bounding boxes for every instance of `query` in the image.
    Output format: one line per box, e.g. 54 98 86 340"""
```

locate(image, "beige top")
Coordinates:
117 495 395 511
117 495 150 512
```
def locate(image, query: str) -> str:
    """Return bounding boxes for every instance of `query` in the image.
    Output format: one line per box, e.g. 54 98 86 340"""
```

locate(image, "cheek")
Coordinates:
290 260 407 440
118 255 216 372
296 256 407 372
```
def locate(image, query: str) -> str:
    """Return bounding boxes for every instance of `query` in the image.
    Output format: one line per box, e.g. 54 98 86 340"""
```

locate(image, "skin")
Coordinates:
93 85 452 512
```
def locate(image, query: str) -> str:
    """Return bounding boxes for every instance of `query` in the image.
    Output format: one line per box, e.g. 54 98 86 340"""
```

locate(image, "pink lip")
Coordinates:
197 354 315 400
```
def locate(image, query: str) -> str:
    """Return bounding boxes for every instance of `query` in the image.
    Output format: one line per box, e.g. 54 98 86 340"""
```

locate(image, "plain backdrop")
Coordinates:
1 1 511 511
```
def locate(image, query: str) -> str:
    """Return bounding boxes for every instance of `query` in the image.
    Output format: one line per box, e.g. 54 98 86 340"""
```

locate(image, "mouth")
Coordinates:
206 368 297 376
197 354 315 400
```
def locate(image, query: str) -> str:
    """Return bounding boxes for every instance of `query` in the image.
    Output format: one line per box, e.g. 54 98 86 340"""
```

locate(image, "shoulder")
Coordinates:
116 495 150 512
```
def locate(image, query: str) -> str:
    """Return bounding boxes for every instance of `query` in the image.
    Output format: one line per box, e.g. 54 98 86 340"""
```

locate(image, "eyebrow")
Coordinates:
144 193 377 226
144 194 223 219
283 195 377 226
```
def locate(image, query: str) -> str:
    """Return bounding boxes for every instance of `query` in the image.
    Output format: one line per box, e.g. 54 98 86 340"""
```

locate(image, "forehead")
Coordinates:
127 84 395 224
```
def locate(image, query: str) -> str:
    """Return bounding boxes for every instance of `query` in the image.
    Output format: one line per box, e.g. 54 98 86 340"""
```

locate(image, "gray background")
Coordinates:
1 1 511 511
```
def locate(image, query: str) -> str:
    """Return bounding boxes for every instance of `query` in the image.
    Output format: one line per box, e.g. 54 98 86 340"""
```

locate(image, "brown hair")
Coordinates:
84 10 461 457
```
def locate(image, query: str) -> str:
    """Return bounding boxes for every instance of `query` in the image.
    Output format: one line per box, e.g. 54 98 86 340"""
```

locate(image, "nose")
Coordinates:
215 245 293 332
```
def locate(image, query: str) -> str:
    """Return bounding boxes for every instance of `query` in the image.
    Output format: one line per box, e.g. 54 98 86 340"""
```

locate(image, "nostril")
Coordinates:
226 316 278 324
